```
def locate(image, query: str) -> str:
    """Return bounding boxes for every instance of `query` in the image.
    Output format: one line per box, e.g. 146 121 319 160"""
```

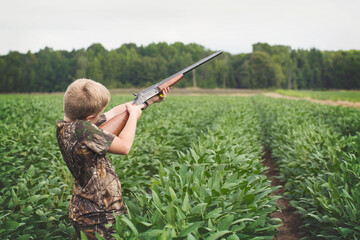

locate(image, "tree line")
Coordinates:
0 42 359 93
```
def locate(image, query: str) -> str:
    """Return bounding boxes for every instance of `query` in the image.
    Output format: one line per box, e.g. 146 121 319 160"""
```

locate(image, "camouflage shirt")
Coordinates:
56 115 126 226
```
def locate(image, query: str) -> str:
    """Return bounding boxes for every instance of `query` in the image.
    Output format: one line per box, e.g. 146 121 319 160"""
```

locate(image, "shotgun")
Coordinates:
100 50 223 135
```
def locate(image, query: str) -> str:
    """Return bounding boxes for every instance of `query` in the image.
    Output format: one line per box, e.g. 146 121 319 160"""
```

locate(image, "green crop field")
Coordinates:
1 94 360 239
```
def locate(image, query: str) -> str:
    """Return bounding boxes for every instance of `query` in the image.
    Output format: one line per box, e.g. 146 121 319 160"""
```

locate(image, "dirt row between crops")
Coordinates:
262 148 303 240
261 92 358 240
264 92 360 108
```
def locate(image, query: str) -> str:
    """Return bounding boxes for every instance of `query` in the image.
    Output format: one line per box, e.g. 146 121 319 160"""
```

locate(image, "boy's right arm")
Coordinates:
107 103 142 155
106 88 170 154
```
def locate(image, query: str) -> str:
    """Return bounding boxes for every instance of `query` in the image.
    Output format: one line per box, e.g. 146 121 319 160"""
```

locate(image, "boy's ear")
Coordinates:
85 115 94 121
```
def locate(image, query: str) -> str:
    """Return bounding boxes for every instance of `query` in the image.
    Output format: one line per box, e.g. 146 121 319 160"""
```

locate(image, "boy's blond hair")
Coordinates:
64 79 110 121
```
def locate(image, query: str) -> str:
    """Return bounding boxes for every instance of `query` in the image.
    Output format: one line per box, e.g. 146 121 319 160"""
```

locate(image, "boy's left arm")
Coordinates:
103 87 170 120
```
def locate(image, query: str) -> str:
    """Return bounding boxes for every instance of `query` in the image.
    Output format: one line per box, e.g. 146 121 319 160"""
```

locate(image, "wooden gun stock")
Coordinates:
100 110 129 136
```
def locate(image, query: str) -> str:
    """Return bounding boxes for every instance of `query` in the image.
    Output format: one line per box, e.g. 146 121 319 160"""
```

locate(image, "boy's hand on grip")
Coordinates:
126 103 142 119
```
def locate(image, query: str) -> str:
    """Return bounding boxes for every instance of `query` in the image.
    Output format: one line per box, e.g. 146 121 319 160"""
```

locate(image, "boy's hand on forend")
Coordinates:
152 87 171 103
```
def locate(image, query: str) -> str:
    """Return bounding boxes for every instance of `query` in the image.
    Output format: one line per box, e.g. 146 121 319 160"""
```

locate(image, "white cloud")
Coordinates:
0 0 359 55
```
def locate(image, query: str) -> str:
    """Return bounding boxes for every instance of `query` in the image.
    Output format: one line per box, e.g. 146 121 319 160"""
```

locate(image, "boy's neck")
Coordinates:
64 116 73 122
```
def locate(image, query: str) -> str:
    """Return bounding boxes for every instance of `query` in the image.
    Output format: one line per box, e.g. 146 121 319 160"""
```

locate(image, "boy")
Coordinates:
56 78 169 239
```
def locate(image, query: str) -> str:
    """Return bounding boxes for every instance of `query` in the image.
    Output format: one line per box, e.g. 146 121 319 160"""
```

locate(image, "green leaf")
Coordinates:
18 234 32 240
342 189 353 200
166 203 175 224
35 209 44 216
227 233 240 240
26 164 36 178
169 186 177 201
339 227 354 238
28 194 43 203
23 205 33 215
306 213 321 222
231 218 255 225
0 213 10 220
205 207 222 219
152 190 161 207
179 222 202 237
191 203 207 215
95 232 106 240
140 221 152 227
218 214 234 231
206 230 231 240
120 216 138 236
141 229 163 238
7 221 20 231
187 233 196 240
80 231 89 240
161 228 173 240
182 192 190 213
113 213 121 233
175 205 186 220
243 194 255 205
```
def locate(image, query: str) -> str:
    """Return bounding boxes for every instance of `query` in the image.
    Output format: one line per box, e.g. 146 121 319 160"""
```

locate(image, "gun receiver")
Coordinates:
100 50 223 135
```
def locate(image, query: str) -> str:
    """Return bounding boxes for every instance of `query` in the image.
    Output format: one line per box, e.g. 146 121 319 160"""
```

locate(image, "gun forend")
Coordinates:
157 73 184 91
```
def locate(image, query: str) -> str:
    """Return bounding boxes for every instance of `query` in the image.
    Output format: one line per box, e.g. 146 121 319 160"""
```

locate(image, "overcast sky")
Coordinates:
1 0 359 55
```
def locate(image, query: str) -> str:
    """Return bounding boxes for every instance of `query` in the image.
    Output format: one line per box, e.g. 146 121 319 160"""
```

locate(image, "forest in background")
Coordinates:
0 42 359 93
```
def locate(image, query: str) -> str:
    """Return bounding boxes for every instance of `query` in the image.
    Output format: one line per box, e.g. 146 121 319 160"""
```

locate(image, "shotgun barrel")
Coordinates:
133 50 223 105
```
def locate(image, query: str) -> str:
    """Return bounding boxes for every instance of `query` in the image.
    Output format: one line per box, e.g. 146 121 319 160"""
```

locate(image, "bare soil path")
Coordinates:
262 148 303 240
111 89 360 108
264 92 360 108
